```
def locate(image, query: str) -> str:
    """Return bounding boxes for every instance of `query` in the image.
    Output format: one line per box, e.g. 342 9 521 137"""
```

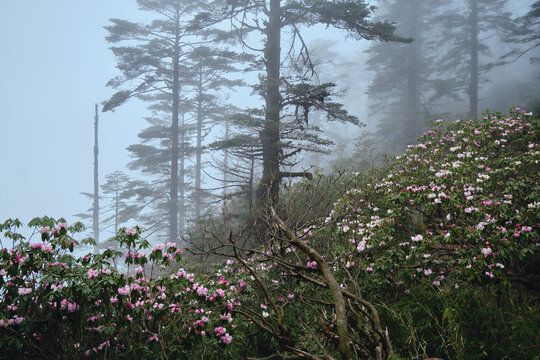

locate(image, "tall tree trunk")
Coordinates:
469 0 479 118
114 181 119 235
222 116 230 221
195 68 203 219
406 0 420 140
170 21 180 245
248 153 254 211
258 0 281 208
179 113 186 236
93 104 99 254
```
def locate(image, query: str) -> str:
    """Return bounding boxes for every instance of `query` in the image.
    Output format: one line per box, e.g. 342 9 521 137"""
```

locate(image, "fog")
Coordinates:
0 0 538 243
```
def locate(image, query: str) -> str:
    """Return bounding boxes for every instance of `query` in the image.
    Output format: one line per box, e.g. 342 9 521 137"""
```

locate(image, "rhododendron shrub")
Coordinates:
0 218 247 359
282 109 538 358
321 109 538 290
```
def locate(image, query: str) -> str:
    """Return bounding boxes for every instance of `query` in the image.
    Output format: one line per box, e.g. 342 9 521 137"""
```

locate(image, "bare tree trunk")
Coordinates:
114 181 119 235
248 154 255 211
469 0 479 118
222 117 230 221
179 112 186 238
195 69 203 219
170 14 181 245
93 104 99 254
406 0 420 140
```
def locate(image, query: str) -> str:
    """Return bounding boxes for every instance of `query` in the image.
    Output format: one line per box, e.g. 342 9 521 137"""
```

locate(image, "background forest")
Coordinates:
0 0 539 359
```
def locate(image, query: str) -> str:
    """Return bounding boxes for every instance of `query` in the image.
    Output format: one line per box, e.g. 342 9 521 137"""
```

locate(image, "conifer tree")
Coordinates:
100 171 138 236
366 0 448 153
126 99 195 238
504 0 540 63
185 46 249 219
194 0 406 225
436 0 511 117
103 0 212 243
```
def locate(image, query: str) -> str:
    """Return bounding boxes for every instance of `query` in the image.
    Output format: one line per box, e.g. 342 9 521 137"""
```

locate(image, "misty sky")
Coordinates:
0 2 153 225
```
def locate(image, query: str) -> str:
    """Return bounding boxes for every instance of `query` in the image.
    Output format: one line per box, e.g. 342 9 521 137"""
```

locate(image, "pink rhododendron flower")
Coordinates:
67 302 79 312
87 315 102 322
87 269 99 279
125 228 136 236
39 226 50 234
221 333 232 344
411 234 423 242
18 287 32 295
163 253 174 261
197 286 208 297
152 243 165 252
118 285 130 296
481 248 492 257
51 283 63 291
214 326 226 336
10 315 25 325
